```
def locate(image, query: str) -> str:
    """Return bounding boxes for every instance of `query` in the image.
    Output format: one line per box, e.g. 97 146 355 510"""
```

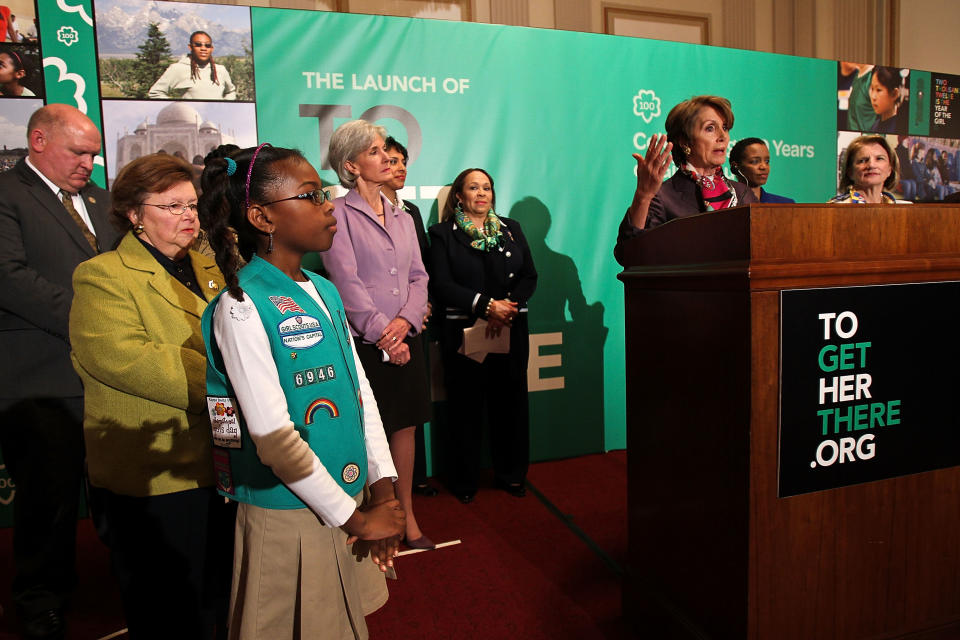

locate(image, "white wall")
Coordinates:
899 0 960 74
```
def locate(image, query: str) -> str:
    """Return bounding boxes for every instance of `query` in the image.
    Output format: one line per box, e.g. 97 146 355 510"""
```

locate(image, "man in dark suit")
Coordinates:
0 104 120 639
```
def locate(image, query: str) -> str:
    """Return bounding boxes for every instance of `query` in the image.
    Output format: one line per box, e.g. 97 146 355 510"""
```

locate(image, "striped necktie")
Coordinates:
60 190 98 251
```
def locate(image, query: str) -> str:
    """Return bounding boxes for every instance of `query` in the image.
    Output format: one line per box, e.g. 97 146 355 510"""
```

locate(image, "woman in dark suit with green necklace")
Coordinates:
428 167 537 503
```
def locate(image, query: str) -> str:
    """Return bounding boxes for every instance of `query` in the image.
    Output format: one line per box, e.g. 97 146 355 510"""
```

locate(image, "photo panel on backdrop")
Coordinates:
837 62 911 136
0 96 42 173
101 99 258 187
94 0 253 101
0 43 42 98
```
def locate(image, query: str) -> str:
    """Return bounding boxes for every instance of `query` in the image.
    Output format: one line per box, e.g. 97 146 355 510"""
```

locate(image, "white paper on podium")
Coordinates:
459 319 510 363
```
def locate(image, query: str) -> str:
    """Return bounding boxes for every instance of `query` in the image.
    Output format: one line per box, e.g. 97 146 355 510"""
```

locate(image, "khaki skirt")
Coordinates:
227 498 388 639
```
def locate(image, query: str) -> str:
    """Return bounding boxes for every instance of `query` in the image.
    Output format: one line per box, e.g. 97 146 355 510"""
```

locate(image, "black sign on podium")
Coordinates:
779 281 960 497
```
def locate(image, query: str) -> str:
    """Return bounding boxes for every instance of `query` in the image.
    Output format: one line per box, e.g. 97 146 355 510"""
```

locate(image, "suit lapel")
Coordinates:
117 233 224 319
449 220 495 287
344 189 395 236
450 221 475 251
488 219 508 283
673 173 698 209
17 161 98 258
80 185 116 251
195 254 227 303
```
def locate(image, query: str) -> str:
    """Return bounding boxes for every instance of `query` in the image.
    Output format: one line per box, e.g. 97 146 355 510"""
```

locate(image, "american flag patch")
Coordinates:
269 296 305 314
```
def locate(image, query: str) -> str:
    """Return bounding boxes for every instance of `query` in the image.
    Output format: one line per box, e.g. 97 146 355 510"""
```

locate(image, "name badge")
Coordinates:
207 395 241 449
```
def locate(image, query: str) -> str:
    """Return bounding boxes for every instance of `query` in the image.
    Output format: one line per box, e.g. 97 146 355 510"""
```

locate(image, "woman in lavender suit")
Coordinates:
322 120 434 549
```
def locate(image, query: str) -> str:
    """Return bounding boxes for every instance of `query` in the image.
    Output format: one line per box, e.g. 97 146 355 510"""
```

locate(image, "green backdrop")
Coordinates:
251 9 836 458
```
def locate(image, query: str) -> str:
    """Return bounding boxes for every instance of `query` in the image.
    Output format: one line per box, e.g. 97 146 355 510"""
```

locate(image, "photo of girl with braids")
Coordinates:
198 144 404 638
149 30 236 100
0 45 40 97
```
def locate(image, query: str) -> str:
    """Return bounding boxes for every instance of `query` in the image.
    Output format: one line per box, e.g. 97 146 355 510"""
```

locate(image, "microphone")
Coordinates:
732 164 747 183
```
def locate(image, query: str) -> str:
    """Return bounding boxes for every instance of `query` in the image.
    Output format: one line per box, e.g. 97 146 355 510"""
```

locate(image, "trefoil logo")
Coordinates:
633 89 661 123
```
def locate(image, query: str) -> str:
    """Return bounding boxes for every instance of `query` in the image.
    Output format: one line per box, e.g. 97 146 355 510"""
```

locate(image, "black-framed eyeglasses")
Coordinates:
261 189 334 207
141 202 199 216
191 42 213 48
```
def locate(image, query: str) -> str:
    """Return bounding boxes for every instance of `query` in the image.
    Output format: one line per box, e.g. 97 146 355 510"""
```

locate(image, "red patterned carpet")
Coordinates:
0 451 629 639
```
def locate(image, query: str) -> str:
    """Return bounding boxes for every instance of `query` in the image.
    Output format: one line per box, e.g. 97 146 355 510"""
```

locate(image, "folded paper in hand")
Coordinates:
459 319 510 363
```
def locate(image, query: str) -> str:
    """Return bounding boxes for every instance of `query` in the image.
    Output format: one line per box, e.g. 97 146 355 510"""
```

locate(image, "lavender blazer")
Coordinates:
321 189 429 344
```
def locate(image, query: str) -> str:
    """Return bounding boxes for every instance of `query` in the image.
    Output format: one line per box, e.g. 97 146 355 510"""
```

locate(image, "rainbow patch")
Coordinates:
305 398 339 424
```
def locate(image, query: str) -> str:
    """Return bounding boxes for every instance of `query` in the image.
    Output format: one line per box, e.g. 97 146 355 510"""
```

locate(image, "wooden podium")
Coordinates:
618 204 960 639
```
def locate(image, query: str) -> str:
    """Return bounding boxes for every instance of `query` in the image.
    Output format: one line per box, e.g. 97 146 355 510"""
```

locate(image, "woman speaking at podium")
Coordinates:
615 95 756 264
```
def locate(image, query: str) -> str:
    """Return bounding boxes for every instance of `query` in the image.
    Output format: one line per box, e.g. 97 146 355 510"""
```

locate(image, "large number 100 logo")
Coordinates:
300 104 423 170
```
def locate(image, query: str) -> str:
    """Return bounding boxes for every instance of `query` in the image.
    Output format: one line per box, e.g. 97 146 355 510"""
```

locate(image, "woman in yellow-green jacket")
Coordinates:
69 153 233 639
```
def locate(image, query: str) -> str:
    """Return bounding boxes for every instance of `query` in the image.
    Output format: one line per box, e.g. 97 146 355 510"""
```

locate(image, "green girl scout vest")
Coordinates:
201 256 368 508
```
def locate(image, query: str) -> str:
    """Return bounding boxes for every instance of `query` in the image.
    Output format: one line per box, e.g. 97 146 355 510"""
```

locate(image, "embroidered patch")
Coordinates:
293 365 336 388
277 314 324 349
230 301 253 321
269 295 305 314
212 448 235 495
342 463 360 484
304 398 339 424
207 396 241 449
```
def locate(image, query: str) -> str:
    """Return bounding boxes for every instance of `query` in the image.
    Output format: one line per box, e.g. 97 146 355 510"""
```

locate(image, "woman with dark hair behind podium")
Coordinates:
615 95 756 265
729 138 795 203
